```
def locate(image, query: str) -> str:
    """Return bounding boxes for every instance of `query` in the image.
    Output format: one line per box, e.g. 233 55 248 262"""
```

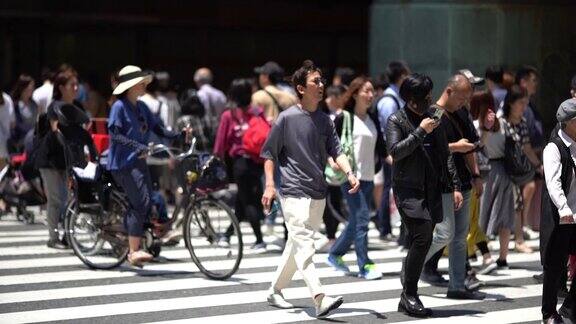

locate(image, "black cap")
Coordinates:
254 61 284 76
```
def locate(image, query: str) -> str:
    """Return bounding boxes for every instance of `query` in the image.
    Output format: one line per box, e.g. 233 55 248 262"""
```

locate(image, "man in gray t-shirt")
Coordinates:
260 105 342 199
261 60 359 319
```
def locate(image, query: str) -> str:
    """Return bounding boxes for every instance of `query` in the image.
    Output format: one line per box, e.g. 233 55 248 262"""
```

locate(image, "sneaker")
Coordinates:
477 259 498 275
315 295 343 318
359 263 382 280
327 254 350 274
161 229 182 246
533 272 544 283
217 235 231 248
46 239 67 250
465 273 485 291
250 242 267 254
496 258 509 270
446 289 486 300
523 226 539 240
267 290 294 309
420 269 449 287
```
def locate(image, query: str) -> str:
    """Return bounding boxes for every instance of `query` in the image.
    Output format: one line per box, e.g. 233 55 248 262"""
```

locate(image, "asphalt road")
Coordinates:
0 210 551 324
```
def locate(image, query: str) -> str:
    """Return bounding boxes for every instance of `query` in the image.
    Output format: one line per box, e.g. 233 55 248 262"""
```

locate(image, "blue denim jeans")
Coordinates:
330 180 374 271
111 159 153 237
424 190 472 291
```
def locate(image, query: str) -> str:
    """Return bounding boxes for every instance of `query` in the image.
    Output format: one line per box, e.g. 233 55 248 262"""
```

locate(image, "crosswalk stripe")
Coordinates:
146 284 544 324
0 282 543 324
0 265 540 305
398 306 545 324
0 208 545 324
0 249 541 286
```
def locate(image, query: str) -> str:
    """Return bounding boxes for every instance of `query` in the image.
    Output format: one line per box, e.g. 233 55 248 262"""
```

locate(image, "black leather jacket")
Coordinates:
386 107 460 192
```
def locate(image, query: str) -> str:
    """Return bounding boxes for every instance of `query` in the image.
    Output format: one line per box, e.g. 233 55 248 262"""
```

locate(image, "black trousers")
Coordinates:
542 225 576 319
231 157 264 244
402 215 434 296
323 185 344 240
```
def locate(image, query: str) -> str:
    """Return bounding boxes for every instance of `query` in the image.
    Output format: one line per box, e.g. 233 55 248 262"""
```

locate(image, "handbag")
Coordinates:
503 120 534 185
325 111 355 185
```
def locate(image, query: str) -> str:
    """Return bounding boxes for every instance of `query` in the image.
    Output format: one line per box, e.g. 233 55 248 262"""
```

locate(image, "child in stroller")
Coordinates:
0 130 46 223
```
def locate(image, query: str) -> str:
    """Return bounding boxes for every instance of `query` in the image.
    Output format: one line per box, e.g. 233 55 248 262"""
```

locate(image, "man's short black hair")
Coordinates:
386 61 410 85
485 65 504 84
515 65 538 85
292 60 322 99
399 73 433 103
326 84 346 98
334 67 355 86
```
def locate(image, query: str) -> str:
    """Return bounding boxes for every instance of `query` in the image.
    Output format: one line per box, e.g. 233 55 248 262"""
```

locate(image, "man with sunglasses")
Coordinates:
261 60 359 318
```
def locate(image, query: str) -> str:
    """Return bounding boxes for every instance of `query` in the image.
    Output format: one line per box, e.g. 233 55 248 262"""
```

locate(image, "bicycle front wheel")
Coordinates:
183 197 243 280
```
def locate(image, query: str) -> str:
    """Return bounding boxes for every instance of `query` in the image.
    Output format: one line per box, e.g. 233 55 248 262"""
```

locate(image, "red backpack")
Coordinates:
242 114 271 163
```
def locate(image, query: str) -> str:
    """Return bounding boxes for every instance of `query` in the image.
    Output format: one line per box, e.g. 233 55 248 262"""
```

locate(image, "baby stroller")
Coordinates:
0 151 46 224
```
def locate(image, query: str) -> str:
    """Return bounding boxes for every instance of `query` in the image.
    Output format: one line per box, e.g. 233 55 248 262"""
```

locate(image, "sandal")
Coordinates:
127 250 153 267
515 242 533 254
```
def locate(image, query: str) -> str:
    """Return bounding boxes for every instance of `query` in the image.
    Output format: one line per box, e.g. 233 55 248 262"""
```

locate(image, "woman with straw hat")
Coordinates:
107 65 190 267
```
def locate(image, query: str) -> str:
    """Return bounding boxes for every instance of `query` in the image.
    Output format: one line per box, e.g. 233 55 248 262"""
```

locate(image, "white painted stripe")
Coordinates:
149 285 545 324
0 263 540 304
0 279 543 324
0 249 404 285
0 230 47 237
398 306 547 324
0 248 541 286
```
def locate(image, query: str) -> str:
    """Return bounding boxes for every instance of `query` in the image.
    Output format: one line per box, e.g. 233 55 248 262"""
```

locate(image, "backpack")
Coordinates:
242 112 271 163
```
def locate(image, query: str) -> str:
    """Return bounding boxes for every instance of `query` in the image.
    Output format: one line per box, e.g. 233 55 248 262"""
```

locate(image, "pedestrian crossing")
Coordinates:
0 213 547 323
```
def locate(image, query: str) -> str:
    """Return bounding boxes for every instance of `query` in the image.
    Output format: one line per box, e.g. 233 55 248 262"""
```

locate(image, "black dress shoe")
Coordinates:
543 313 564 324
420 270 448 287
559 304 575 322
446 290 486 300
398 292 432 318
533 273 544 284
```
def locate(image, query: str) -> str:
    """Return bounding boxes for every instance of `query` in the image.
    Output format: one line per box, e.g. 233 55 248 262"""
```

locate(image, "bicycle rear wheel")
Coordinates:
66 195 129 269
183 196 243 280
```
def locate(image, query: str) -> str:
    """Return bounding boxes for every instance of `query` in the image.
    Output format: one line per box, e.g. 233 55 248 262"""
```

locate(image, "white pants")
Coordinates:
270 197 326 299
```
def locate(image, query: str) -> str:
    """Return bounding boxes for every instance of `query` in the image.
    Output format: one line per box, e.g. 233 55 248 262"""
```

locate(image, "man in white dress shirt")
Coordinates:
541 98 576 324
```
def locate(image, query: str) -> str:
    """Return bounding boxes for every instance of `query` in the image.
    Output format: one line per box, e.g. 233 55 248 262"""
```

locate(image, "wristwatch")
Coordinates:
346 170 354 177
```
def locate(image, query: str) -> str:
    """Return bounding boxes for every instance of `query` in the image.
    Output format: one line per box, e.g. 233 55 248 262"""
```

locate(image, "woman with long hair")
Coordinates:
327 76 386 280
34 71 97 249
10 74 38 153
480 85 542 270
214 78 267 253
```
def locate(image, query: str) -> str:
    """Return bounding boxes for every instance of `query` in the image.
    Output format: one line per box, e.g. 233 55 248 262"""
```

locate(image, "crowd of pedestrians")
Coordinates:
1 58 574 322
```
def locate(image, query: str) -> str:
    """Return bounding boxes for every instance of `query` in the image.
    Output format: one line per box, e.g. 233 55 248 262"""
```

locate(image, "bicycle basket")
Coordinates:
195 154 228 193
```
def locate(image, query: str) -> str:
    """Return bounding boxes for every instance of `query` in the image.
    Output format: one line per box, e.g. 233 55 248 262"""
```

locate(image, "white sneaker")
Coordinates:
267 290 294 309
315 295 343 318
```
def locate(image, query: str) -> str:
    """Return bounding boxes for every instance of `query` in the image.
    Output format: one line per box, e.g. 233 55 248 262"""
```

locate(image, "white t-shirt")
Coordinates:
32 81 53 114
0 93 15 158
352 114 377 181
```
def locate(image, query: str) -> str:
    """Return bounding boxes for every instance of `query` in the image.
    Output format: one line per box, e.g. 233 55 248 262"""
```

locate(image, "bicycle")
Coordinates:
65 138 243 280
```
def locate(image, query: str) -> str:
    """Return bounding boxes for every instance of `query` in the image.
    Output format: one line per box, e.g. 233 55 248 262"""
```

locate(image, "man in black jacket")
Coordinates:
386 73 461 317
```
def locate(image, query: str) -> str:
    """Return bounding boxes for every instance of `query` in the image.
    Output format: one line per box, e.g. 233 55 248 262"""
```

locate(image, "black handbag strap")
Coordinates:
263 89 284 111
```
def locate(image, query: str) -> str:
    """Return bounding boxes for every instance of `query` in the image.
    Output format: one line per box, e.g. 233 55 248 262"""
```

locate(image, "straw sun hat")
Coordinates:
112 65 153 95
